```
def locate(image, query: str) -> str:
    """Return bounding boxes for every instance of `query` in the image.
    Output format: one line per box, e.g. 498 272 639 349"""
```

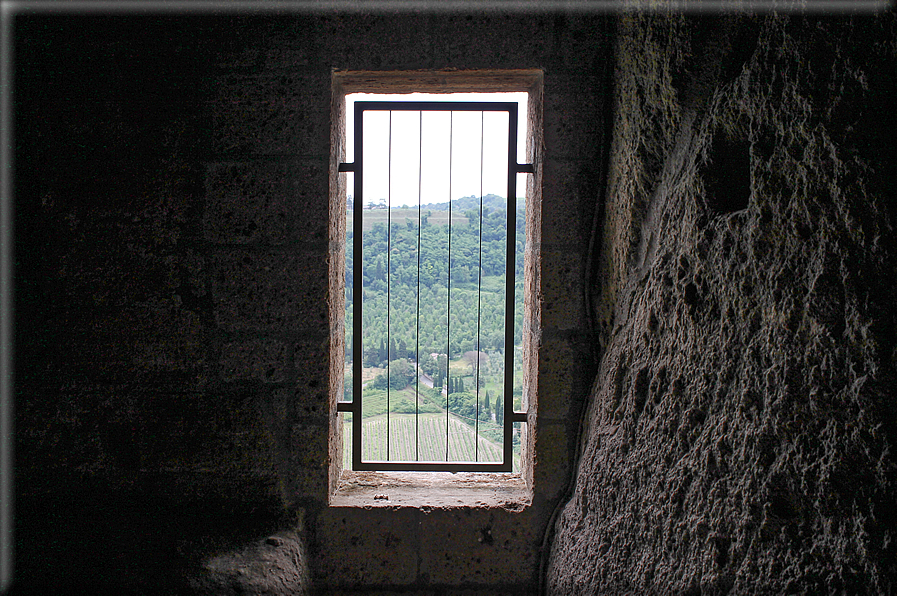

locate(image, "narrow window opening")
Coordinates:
338 92 530 473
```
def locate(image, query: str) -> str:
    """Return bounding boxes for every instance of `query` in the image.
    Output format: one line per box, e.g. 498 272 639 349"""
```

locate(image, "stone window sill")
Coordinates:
330 471 531 510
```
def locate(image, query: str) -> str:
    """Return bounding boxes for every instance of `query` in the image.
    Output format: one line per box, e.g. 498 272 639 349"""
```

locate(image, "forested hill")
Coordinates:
349 194 526 213
417 194 525 213
345 195 526 364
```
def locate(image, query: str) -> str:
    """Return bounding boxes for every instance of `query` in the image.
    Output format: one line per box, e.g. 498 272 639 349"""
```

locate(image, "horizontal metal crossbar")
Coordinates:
355 100 519 112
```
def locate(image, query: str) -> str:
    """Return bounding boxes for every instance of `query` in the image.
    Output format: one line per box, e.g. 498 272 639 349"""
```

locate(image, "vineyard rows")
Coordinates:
342 412 504 467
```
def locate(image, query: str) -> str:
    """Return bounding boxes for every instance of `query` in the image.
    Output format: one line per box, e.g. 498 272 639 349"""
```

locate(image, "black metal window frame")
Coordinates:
337 100 532 472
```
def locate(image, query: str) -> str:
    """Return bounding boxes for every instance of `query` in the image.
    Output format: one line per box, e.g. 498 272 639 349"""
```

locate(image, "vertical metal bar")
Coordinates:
352 102 364 470
503 104 518 471
415 110 422 461
445 112 453 462
475 110 484 462
386 110 392 462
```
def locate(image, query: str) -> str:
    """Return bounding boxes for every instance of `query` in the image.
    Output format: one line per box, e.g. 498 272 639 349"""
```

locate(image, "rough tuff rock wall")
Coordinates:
548 13 897 594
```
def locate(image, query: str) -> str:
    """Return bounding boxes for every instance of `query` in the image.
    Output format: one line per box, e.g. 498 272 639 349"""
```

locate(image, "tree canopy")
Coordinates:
346 196 525 365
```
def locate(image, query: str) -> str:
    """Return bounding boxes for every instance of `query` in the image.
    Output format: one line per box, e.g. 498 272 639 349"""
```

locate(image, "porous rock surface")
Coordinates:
189 531 309 596
548 14 896 594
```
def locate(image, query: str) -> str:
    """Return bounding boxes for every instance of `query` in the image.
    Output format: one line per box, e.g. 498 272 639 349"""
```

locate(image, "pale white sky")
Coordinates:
346 93 528 208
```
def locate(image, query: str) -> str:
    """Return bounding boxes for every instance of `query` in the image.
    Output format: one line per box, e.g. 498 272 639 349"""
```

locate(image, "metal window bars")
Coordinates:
338 101 532 472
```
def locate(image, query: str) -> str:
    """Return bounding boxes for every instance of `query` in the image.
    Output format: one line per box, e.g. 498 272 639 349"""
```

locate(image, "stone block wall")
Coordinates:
12 12 608 594
548 13 897 594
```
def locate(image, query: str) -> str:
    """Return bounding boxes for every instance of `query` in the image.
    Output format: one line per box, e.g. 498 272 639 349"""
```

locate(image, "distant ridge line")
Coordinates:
352 194 527 212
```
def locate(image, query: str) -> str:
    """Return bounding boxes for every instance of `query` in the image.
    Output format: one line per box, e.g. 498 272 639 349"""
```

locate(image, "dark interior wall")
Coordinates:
12 11 608 594
13 16 294 594
548 12 897 594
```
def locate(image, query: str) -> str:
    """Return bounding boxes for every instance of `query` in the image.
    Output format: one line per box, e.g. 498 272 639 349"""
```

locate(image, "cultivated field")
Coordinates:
342 412 506 467
347 209 470 231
